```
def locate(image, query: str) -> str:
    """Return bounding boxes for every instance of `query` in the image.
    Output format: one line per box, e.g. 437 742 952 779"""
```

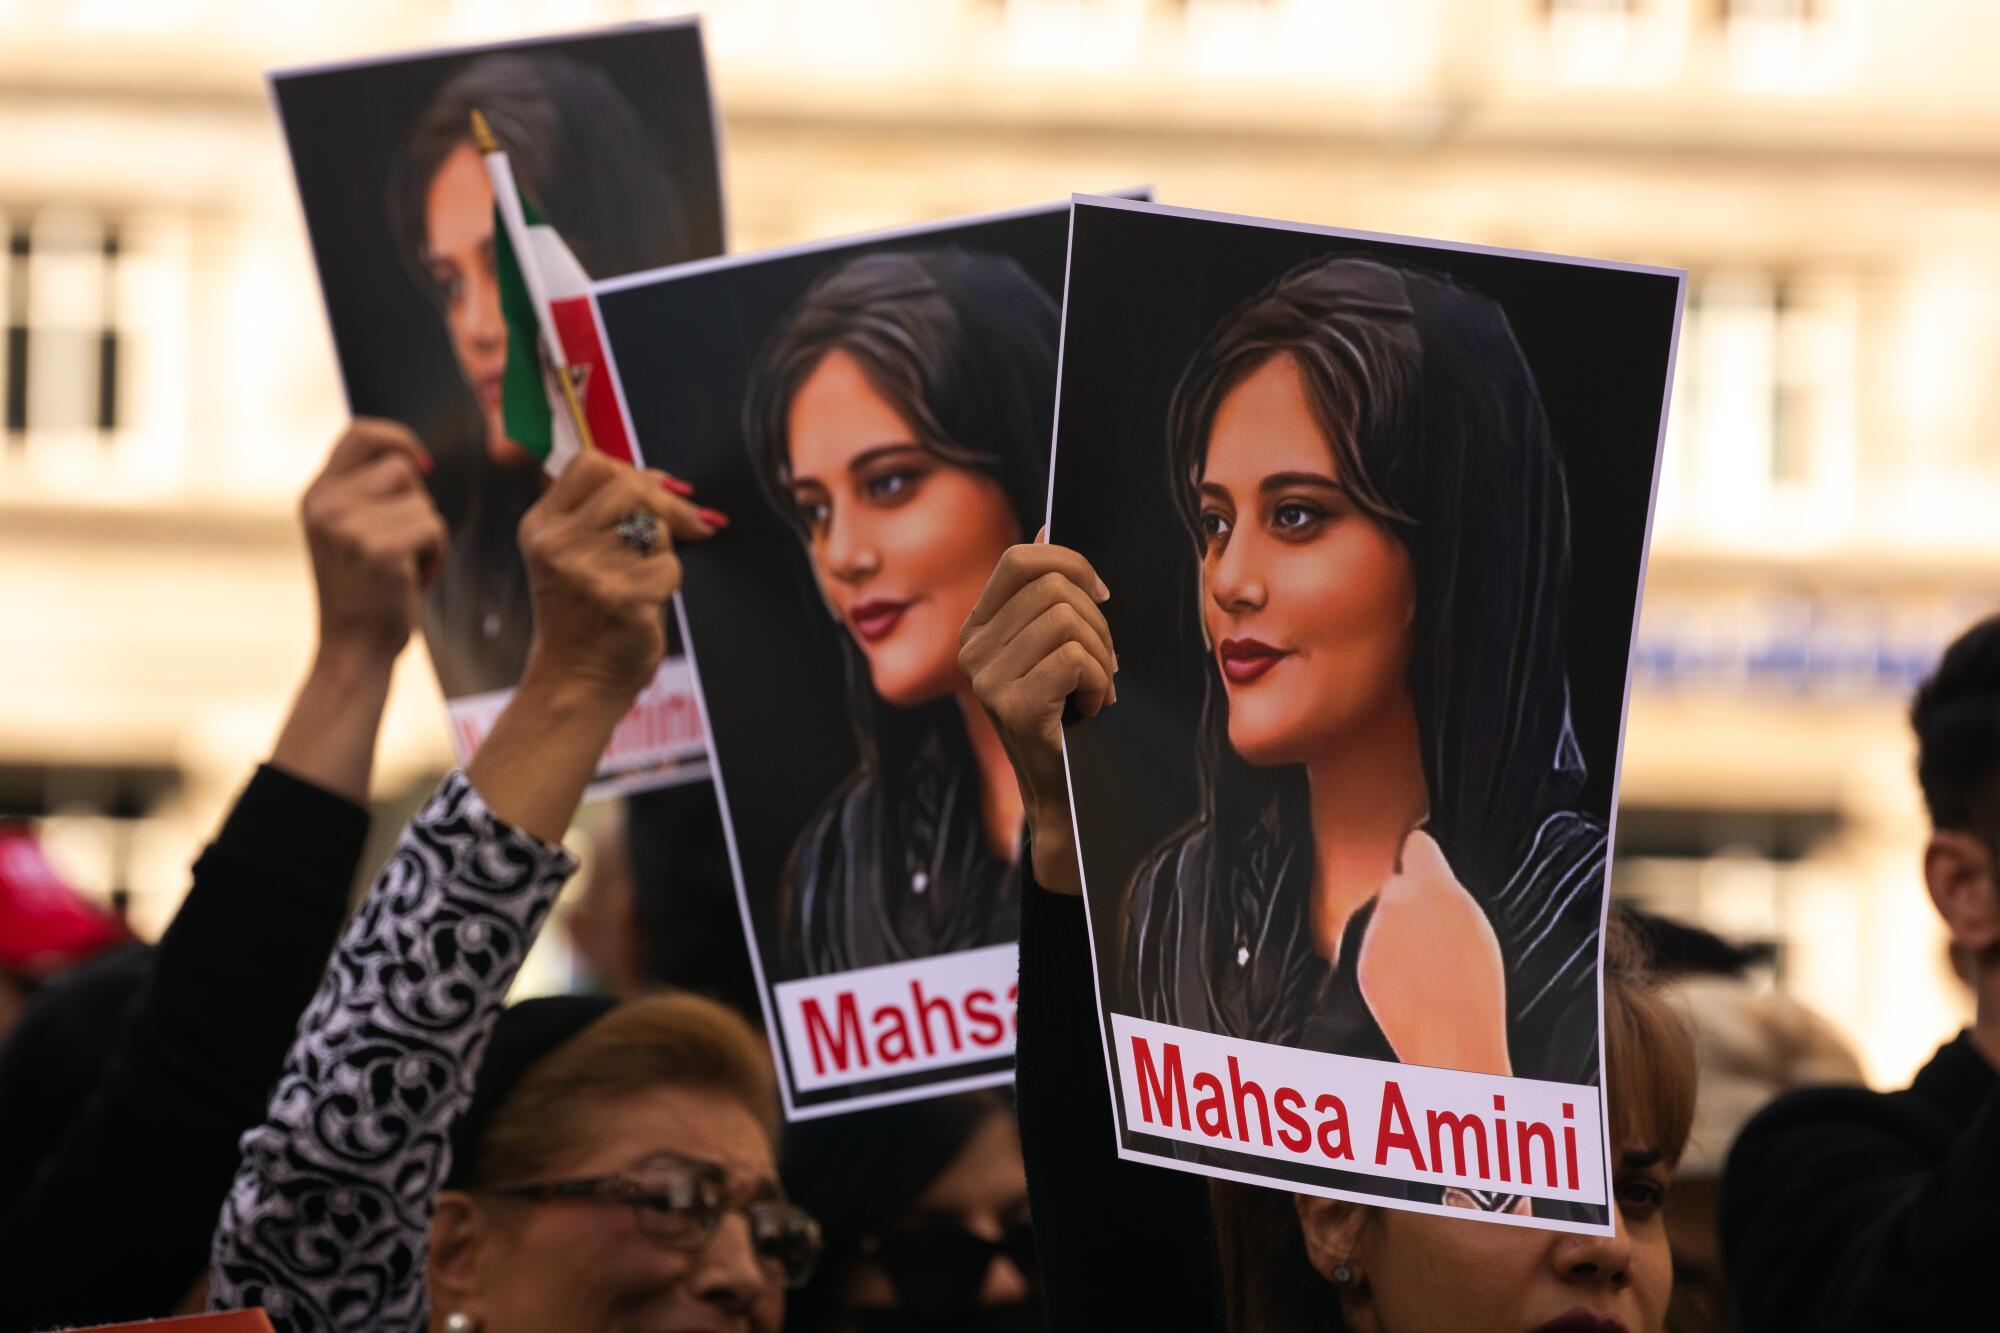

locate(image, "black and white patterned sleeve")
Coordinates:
208 770 578 1333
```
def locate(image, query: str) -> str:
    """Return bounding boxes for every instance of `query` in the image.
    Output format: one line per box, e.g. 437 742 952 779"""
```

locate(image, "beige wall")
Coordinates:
2 0 1994 1082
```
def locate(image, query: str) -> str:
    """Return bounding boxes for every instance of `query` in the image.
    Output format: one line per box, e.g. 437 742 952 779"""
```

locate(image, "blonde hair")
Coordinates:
461 992 778 1189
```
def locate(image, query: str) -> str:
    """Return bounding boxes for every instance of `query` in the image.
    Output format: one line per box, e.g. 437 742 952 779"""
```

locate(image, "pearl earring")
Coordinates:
443 1314 480 1333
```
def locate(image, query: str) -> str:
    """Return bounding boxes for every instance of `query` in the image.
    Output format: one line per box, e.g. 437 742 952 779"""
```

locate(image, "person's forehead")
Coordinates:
912 1111 1024 1216
786 349 915 475
573 1084 777 1183
424 142 493 250
1203 355 1337 481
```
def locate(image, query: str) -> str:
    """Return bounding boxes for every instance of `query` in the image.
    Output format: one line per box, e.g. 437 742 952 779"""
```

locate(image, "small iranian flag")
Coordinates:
476 110 636 475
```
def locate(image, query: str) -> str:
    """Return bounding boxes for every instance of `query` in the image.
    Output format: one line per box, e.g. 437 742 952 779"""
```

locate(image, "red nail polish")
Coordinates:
660 474 694 497
417 451 435 476
697 506 730 529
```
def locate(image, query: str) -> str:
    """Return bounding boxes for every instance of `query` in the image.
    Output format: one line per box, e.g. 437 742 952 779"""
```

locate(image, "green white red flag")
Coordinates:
482 137 636 473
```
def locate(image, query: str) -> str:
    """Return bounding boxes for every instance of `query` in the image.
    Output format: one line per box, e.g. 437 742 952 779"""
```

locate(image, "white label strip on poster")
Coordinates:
773 944 1020 1094
446 656 707 773
1110 1013 1607 1208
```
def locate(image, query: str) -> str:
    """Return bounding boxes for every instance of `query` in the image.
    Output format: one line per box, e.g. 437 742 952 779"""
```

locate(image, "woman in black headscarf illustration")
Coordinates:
1123 255 1603 1092
392 54 691 697
745 249 1058 978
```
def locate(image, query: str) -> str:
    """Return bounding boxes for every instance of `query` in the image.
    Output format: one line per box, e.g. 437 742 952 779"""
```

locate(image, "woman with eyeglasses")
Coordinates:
782 1090 1039 1332
208 450 820 1333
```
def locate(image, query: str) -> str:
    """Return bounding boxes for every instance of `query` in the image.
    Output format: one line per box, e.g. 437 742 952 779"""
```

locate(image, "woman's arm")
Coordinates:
208 451 715 1333
1017 859 1226 1330
962 541 1226 1328
0 425 443 1333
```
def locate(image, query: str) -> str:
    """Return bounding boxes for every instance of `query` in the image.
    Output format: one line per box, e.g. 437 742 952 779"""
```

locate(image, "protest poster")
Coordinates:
270 20 723 794
1049 196 1681 1233
595 198 1142 1116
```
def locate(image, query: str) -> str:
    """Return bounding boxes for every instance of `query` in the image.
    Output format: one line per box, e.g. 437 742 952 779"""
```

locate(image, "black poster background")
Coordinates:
270 22 721 731
596 205 1076 1111
1051 199 1678 1211
272 23 721 469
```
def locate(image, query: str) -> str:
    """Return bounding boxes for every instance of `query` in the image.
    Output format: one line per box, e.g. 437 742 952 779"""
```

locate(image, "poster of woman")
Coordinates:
270 20 723 793
1049 196 1681 1233
594 198 1141 1117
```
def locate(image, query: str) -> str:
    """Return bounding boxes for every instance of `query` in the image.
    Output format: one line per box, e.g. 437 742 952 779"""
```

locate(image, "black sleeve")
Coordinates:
1015 862 1225 1332
0 764 366 1332
1720 1080 2000 1331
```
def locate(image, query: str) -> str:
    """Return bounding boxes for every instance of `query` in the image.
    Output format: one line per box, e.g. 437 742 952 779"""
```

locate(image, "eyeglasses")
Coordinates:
860 1220 1037 1311
491 1160 822 1290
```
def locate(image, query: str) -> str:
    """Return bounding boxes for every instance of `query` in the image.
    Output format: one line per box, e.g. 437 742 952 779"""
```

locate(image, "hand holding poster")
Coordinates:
1045 197 1682 1233
595 199 1141 1117
270 21 723 794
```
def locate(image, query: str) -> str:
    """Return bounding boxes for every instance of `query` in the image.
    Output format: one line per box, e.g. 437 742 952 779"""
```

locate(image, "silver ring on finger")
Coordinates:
615 508 661 557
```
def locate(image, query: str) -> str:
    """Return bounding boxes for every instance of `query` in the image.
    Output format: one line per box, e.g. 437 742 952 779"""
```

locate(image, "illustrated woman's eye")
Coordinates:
428 267 463 310
1270 499 1326 536
863 468 923 504
794 497 831 531
1197 509 1232 547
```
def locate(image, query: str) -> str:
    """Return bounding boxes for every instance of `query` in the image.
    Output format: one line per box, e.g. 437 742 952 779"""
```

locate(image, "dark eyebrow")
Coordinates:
789 442 924 491
1620 1148 1664 1169
845 442 928 475
1259 471 1345 496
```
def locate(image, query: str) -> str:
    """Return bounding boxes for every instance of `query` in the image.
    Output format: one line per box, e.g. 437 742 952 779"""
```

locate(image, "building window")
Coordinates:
1 210 123 456
1 205 195 489
1659 268 1857 543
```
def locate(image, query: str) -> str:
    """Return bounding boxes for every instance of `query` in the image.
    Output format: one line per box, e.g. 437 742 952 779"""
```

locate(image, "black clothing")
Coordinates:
626 780 763 1019
1015 864 1225 1332
0 764 365 1333
783 726 1017 978
1720 1030 1999 1331
1123 811 1604 1086
0 939 152 1204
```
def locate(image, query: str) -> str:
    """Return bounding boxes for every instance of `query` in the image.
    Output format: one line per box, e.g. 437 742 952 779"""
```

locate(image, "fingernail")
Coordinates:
417 451 435 476
1093 577 1111 602
697 506 730 529
660 475 694 497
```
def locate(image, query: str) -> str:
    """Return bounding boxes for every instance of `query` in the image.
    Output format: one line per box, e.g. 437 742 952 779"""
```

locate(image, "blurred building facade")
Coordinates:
2 0 1997 1083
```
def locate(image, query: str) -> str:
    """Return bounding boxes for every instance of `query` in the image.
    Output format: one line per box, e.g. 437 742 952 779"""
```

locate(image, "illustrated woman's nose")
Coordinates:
466 272 504 351
823 508 880 584
1206 529 1266 614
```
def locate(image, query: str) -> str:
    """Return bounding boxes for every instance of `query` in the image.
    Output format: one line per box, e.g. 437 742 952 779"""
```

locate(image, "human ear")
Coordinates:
427 1190 495 1328
1294 1194 1376 1322
1924 830 2000 952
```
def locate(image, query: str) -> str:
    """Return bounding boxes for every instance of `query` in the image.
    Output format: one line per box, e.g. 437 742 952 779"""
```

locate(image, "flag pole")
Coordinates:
470 107 599 457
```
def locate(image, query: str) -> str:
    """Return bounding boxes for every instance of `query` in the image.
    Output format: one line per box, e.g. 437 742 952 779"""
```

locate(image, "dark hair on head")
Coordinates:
743 247 1056 544
1911 613 2000 838
1158 254 1586 926
391 53 687 298
780 1090 1013 1329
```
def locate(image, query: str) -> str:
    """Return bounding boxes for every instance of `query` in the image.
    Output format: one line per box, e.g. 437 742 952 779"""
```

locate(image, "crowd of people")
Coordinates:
2 393 1997 1331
